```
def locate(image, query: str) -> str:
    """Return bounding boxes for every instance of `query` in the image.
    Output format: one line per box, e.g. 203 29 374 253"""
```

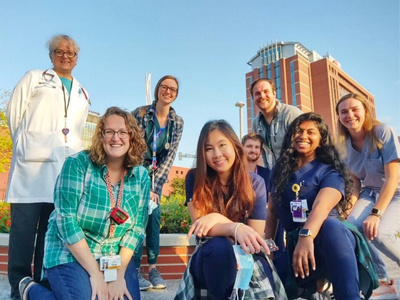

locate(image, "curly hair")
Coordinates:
270 112 353 217
192 120 255 222
335 93 382 156
89 107 146 168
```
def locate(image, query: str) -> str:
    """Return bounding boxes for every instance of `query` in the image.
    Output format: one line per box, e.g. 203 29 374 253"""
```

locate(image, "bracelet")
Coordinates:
369 213 382 219
234 223 243 244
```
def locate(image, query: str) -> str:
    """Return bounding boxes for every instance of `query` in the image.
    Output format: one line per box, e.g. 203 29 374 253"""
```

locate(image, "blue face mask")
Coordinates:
231 245 254 299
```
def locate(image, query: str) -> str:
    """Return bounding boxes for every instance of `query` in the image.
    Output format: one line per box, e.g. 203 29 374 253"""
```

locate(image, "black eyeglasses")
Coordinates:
102 130 130 139
53 49 77 58
160 85 178 94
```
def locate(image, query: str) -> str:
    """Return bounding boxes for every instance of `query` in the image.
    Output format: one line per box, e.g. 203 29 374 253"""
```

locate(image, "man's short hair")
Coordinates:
241 132 264 147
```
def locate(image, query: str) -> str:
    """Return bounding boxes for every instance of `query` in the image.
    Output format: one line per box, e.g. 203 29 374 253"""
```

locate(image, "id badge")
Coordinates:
290 199 308 222
100 255 121 282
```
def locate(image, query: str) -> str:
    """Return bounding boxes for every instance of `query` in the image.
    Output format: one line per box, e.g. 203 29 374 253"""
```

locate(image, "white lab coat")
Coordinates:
6 69 90 203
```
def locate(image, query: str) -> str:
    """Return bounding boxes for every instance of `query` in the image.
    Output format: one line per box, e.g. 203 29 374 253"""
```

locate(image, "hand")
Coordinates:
292 237 315 279
89 272 108 300
235 224 270 255
150 191 160 204
187 213 229 239
108 276 132 300
363 215 380 241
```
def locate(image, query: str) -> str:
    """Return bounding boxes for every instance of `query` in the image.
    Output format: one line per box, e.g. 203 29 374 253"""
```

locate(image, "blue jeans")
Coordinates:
347 188 400 279
190 237 274 300
28 259 140 300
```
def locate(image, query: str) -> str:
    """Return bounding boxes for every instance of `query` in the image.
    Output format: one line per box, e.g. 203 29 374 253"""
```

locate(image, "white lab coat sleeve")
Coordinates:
7 70 38 144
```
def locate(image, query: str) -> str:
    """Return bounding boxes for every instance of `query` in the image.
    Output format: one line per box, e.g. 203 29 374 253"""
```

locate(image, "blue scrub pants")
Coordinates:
27 259 140 300
190 237 274 300
134 205 160 268
294 218 360 300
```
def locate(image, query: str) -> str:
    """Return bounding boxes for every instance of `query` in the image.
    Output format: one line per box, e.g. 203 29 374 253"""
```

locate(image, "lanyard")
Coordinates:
105 170 126 238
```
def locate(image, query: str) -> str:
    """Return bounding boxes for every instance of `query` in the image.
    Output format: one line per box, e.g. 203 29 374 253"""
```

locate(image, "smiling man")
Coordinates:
251 78 302 170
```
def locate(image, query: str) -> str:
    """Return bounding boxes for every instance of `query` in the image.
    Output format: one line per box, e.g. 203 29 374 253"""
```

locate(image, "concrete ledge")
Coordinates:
0 233 196 247
0 234 8 247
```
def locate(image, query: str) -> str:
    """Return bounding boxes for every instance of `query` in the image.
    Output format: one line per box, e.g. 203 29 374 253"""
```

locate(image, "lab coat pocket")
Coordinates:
22 131 58 162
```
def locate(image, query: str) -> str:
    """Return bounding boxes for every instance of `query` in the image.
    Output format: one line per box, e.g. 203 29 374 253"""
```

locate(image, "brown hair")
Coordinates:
335 94 382 154
154 75 179 103
250 78 276 99
192 120 255 222
241 132 264 147
89 107 146 167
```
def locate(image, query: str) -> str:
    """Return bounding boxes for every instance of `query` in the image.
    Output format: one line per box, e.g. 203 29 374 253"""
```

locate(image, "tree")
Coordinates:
0 90 12 173
170 176 185 196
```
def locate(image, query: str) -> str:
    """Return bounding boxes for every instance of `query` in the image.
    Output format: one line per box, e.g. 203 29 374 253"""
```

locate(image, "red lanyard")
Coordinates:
105 170 126 238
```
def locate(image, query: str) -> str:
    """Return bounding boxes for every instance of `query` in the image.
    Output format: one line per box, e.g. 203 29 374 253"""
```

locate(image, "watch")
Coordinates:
370 208 383 218
299 228 314 239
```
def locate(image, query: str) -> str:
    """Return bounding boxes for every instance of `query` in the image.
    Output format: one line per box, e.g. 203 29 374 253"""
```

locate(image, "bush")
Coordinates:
159 193 191 234
0 201 11 233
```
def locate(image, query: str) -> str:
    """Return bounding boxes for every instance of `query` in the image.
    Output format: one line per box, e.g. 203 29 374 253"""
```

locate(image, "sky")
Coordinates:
1 0 399 168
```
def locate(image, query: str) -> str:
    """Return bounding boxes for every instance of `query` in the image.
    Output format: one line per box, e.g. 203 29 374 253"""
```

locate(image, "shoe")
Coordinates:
371 279 398 299
137 269 153 291
19 277 34 300
149 268 166 289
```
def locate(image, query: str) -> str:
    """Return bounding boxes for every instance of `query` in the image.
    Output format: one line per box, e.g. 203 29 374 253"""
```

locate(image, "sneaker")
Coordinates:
371 279 398 300
149 268 166 289
18 277 34 300
137 269 153 291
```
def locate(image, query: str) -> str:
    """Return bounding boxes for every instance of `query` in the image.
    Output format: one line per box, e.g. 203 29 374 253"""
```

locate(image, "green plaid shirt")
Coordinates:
44 151 150 269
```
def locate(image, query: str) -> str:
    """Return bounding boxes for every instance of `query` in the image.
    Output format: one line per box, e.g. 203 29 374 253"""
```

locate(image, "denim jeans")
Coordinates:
347 188 400 279
28 259 140 300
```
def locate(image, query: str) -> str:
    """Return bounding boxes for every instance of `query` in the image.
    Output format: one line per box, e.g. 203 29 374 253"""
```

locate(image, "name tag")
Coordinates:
100 255 121 282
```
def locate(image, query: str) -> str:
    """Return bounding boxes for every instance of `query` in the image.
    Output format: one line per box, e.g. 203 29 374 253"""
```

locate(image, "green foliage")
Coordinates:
0 90 12 173
0 202 11 233
159 176 191 233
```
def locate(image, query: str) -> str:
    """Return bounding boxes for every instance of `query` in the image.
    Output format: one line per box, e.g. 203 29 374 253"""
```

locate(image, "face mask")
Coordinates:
148 200 158 215
231 245 254 299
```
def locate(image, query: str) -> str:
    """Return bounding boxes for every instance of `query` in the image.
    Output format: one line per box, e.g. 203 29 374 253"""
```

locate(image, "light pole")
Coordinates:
235 101 245 139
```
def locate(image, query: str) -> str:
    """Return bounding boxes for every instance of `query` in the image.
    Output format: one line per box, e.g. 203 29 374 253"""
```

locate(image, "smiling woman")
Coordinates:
19 107 149 300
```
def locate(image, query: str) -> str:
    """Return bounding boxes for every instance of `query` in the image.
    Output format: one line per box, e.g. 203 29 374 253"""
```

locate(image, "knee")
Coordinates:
203 237 233 257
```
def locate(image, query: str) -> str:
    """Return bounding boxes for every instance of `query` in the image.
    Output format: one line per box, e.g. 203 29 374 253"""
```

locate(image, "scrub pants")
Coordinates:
8 203 54 300
134 205 160 268
293 218 360 300
27 259 140 300
190 237 275 300
347 188 400 279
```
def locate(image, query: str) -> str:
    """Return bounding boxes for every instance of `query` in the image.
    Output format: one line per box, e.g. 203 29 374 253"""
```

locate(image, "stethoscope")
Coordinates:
36 70 57 89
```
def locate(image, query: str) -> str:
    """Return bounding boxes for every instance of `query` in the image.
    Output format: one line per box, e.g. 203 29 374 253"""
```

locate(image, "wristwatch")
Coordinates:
299 228 314 239
370 208 383 218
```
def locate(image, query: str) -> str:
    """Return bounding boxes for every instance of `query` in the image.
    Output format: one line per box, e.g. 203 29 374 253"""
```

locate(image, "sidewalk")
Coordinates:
1 253 398 299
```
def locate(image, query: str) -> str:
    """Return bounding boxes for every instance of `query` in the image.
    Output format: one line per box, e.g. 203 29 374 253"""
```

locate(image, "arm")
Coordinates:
363 160 399 240
6 71 36 142
345 173 361 217
107 247 134 300
153 116 184 195
264 195 279 240
292 187 342 279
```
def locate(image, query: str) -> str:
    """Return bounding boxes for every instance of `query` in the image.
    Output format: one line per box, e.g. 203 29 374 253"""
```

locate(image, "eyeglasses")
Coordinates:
53 49 77 58
102 129 130 139
160 85 178 94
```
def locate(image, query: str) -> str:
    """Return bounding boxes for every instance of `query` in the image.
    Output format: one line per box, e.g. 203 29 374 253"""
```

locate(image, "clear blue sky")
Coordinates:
1 0 399 168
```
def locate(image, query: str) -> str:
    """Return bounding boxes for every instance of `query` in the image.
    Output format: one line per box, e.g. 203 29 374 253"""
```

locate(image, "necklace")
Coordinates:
61 79 73 157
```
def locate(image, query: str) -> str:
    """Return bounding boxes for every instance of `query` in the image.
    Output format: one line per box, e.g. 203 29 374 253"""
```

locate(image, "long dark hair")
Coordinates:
192 120 255 222
270 112 353 216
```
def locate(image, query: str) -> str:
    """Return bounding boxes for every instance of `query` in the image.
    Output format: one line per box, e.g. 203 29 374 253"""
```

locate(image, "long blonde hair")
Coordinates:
335 94 382 155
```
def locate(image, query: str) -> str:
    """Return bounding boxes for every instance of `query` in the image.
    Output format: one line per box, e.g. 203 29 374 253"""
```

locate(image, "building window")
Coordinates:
258 67 263 79
290 61 296 106
267 65 271 79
